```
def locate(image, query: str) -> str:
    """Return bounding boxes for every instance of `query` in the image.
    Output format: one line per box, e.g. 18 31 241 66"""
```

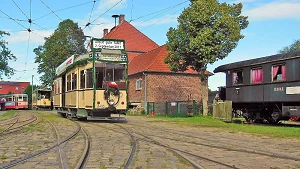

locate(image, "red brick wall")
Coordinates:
128 72 208 107
0 82 30 94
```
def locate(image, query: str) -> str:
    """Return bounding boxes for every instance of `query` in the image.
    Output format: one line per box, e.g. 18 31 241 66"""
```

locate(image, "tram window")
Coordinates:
72 73 77 90
53 81 57 94
19 96 23 101
114 68 125 81
272 65 286 81
86 69 93 88
96 67 104 89
57 79 60 93
80 70 85 89
233 70 243 84
67 74 71 91
23 96 28 101
106 68 113 81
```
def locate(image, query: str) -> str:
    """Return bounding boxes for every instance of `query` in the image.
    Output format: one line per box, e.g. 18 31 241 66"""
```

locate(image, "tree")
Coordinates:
164 0 248 115
24 84 38 109
0 31 17 79
278 40 300 54
34 19 87 86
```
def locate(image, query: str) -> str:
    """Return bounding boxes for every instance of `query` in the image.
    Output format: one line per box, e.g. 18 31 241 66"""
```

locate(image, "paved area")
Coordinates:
1 111 300 169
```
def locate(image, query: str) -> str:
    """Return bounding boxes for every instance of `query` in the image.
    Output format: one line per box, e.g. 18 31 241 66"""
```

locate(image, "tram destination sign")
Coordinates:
94 52 127 62
93 39 124 50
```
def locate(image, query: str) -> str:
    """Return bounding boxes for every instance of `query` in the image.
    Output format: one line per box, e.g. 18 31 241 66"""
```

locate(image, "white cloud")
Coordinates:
5 30 53 44
243 1 300 21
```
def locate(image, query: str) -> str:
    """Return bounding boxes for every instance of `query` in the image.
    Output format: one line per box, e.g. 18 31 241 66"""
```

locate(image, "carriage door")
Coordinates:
62 74 66 107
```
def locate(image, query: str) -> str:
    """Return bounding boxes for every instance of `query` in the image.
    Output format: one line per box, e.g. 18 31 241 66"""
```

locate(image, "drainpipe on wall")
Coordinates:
143 71 147 112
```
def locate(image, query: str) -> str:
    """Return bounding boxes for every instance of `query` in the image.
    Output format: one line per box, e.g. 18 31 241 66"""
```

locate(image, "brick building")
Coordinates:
0 81 30 95
103 14 211 108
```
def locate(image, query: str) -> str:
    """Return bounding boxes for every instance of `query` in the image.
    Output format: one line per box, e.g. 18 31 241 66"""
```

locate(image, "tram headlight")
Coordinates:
109 101 114 105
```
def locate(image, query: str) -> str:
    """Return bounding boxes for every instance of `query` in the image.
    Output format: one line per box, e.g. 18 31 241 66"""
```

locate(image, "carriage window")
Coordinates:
106 68 113 81
86 69 93 88
80 70 85 89
251 68 263 83
96 67 104 89
233 70 243 84
53 81 56 94
57 79 60 93
67 74 71 91
114 68 125 81
72 73 77 90
272 65 286 81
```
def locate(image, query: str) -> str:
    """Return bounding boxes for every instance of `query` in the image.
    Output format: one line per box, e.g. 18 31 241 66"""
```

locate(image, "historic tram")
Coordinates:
1 94 28 110
32 88 53 110
53 38 128 120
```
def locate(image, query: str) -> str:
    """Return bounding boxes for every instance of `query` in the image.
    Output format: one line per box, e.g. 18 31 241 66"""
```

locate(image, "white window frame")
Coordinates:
136 79 142 90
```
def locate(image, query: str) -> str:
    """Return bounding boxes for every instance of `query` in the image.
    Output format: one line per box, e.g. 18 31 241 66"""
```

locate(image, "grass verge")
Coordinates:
132 114 300 139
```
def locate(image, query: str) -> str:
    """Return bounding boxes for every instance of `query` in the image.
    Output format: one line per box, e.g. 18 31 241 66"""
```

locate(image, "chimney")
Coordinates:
119 14 125 24
103 29 108 37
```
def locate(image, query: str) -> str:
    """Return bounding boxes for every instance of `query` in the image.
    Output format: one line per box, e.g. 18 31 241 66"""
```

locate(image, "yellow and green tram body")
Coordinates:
53 39 128 120
32 89 53 110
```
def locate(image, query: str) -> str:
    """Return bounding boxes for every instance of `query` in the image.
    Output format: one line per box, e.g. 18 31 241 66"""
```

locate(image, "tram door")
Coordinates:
15 96 18 109
62 74 66 107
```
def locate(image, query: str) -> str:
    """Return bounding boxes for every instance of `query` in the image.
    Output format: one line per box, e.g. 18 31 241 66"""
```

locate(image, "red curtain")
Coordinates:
252 69 263 83
281 65 286 80
272 66 279 80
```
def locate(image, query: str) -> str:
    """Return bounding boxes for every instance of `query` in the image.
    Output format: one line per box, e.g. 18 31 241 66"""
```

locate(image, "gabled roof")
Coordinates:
214 50 300 73
129 45 199 75
103 20 159 53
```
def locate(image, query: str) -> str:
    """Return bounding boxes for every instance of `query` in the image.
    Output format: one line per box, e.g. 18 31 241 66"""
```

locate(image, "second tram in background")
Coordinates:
1 94 28 110
214 51 300 123
53 38 128 120
32 88 53 110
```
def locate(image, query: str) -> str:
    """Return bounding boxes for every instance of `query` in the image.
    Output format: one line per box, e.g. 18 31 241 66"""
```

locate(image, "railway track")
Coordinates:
0 116 90 169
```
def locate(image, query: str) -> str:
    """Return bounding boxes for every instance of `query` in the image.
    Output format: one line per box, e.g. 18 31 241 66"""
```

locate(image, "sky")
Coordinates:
0 0 300 90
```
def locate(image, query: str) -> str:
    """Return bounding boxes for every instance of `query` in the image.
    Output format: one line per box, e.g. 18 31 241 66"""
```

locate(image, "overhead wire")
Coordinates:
33 0 99 21
130 0 188 22
0 9 28 30
87 0 123 27
130 0 134 22
39 0 62 21
11 0 29 19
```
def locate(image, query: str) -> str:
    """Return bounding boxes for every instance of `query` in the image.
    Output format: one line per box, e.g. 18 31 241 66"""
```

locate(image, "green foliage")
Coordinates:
23 85 39 109
0 31 17 79
33 19 87 86
164 0 249 73
278 39 300 54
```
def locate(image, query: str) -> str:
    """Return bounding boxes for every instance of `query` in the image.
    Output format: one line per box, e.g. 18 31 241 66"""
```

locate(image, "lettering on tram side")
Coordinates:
274 87 284 92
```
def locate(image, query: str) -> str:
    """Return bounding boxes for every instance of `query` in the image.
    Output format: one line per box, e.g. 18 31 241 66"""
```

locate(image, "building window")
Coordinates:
22 87 24 90
136 79 142 90
251 68 263 83
233 70 243 84
272 65 286 81
16 87 18 90
0 86 2 90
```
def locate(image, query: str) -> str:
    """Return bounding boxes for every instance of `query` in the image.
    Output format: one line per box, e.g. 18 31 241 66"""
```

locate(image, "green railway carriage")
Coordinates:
53 38 128 120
